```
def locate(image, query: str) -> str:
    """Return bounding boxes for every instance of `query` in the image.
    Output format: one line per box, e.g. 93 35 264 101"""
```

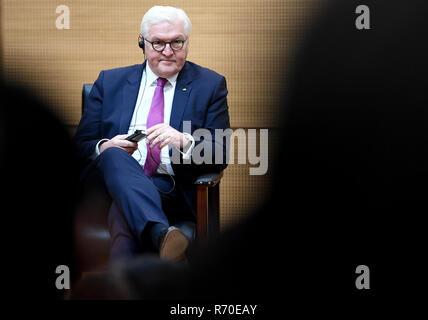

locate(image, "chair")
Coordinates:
74 84 223 274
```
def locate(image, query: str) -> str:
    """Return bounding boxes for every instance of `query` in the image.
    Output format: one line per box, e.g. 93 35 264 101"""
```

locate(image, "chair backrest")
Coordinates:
81 84 93 113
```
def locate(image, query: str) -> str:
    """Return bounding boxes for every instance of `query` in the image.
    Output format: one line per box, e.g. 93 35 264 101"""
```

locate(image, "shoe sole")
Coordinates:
159 229 189 262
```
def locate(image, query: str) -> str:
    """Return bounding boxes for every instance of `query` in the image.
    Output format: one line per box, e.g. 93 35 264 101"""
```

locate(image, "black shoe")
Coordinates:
158 226 189 262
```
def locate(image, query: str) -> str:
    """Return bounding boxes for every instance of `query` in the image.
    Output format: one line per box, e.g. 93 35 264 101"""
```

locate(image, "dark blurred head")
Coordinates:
0 80 79 299
266 0 428 297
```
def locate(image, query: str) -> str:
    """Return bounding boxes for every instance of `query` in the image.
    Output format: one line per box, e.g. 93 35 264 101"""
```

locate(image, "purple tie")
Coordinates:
144 77 167 176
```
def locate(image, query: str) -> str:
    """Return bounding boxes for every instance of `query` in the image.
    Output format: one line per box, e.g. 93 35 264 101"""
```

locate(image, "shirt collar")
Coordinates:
145 62 179 86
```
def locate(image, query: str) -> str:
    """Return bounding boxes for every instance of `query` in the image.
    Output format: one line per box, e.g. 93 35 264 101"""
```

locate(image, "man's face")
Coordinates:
143 20 189 78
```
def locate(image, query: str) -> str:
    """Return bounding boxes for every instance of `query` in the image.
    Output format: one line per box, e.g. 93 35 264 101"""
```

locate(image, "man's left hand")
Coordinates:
146 123 188 150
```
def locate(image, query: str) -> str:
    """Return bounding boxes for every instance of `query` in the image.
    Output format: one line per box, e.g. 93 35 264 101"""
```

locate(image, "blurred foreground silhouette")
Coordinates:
0 80 79 300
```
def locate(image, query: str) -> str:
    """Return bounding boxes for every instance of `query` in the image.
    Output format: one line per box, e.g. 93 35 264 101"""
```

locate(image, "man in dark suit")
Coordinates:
73 6 230 262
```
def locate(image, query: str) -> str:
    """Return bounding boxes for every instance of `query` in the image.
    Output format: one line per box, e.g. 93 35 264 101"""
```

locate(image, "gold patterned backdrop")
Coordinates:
1 0 321 228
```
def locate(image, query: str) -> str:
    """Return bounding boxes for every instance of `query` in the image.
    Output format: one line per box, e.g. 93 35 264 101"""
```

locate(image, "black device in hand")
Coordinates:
125 129 147 142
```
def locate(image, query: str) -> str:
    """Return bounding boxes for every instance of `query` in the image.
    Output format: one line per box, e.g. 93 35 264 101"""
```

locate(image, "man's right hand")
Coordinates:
99 134 138 155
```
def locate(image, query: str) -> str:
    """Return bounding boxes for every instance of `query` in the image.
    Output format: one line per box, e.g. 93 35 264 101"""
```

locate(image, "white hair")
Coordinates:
140 6 192 38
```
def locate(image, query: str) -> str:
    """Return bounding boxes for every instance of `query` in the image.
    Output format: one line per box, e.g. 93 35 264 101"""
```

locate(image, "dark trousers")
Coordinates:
81 147 194 262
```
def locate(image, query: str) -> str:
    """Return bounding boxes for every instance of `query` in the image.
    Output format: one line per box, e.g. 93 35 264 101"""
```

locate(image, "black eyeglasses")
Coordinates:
145 38 186 52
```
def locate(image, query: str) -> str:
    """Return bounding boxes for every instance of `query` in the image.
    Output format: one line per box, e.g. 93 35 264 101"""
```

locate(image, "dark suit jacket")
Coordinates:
73 60 230 212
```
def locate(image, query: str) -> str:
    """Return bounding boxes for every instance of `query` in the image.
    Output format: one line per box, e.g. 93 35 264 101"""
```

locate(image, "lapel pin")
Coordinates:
182 87 187 92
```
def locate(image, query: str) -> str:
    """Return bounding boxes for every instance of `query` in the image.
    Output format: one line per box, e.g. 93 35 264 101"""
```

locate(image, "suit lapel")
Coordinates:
170 62 193 131
119 62 145 133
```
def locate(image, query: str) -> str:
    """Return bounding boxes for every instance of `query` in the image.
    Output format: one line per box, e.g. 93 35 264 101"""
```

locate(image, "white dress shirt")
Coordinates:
95 63 194 175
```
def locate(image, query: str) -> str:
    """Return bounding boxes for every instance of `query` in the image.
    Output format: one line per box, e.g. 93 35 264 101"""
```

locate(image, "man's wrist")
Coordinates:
96 138 110 155
99 140 107 153
181 133 192 152
179 133 194 160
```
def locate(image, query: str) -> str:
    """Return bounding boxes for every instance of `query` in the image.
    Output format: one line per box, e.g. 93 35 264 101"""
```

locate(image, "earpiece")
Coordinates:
138 37 145 54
